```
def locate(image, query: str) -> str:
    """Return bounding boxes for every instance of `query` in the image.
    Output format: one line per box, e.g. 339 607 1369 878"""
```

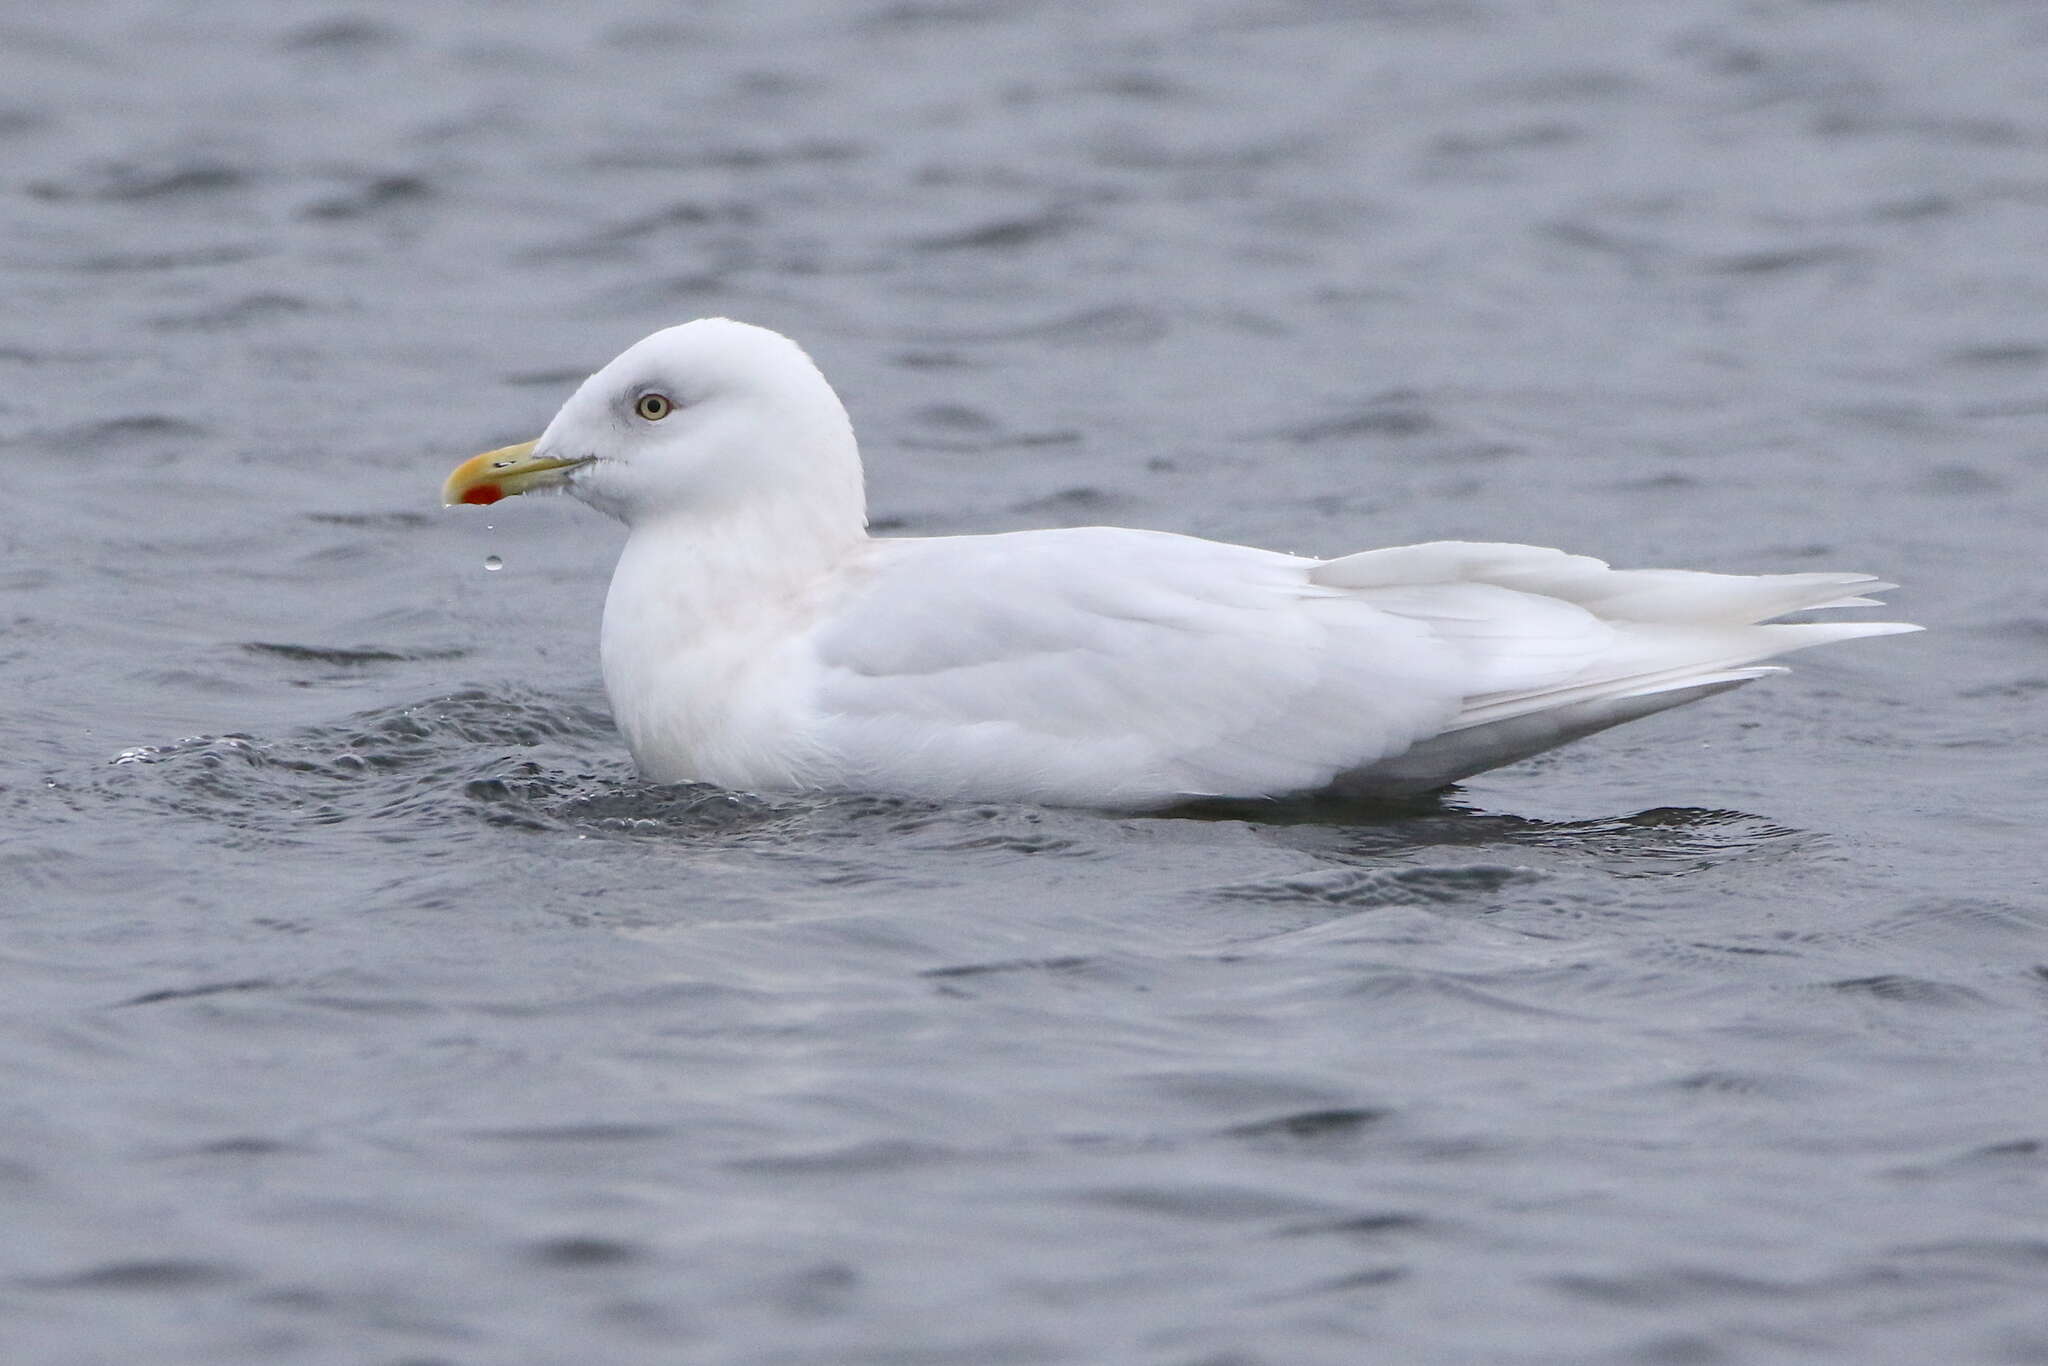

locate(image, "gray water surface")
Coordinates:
4 3 2046 1363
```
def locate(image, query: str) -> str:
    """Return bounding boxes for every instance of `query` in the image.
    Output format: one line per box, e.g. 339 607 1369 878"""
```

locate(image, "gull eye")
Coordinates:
635 393 674 421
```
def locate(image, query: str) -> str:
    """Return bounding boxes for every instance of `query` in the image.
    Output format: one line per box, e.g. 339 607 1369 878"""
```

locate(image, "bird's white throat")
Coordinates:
598 494 869 788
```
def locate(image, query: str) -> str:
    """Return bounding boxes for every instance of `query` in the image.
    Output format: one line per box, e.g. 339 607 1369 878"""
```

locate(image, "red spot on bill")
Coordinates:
461 484 504 506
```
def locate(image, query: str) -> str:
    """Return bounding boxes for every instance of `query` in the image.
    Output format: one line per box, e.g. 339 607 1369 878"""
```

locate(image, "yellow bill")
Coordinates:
442 440 588 506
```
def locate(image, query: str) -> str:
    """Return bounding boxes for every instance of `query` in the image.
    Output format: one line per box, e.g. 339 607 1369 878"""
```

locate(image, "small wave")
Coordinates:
1077 1181 1341 1222
150 293 314 331
912 208 1081 253
728 1139 957 1177
1270 400 1438 444
582 139 862 173
117 979 274 1008
98 687 637 841
1823 973 1991 1008
96 684 807 848
1292 804 1815 878
27 160 248 202
278 16 401 54
469 770 778 838
311 510 440 533
242 642 469 667
39 414 209 453
22 1259 245 1293
523 1236 645 1268
915 304 1169 348
1209 863 1538 907
1218 1107 1389 1146
299 173 432 221
69 244 267 273
469 1123 673 1145
920 955 1093 980
1550 1262 1896 1309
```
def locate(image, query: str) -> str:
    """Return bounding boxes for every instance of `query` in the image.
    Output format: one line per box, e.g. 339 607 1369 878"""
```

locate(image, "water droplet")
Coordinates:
483 555 503 572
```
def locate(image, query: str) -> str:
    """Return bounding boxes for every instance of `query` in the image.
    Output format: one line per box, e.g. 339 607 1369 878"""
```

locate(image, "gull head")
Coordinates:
444 318 864 530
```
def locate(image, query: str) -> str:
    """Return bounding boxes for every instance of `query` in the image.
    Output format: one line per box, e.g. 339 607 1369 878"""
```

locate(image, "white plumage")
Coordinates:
444 318 1917 810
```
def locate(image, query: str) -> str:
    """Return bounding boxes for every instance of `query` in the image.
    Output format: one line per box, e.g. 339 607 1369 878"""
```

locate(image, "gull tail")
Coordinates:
1316 542 1919 797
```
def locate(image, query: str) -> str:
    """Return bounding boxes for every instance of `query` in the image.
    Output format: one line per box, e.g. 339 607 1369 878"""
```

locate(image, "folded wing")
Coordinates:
805 532 1915 807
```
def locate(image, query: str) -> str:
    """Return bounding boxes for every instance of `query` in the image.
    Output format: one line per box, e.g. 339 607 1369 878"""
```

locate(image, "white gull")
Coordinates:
443 318 1917 810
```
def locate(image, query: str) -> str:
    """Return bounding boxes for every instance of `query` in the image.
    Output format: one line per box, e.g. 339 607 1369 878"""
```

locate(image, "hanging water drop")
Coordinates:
483 555 503 572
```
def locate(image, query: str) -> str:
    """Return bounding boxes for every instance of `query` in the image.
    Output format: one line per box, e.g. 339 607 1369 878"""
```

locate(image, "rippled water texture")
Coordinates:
5 2 2046 1362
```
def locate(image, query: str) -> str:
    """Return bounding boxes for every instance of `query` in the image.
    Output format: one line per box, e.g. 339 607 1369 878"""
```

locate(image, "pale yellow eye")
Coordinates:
635 393 673 421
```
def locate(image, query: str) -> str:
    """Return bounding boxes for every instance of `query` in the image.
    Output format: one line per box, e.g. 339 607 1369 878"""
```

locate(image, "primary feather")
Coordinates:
445 318 1918 810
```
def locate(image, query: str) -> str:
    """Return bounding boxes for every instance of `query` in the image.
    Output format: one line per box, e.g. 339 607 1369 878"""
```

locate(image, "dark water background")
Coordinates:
4 2 2046 1362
